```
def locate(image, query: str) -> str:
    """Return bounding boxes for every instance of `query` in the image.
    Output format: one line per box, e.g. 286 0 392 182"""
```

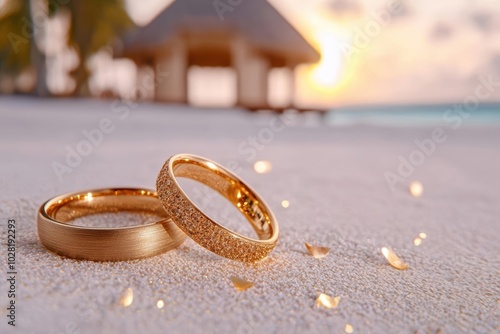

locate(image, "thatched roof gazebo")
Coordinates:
116 0 320 109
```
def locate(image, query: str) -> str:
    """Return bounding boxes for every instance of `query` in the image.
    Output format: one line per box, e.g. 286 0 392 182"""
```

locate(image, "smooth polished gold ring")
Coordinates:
156 154 279 262
37 188 186 261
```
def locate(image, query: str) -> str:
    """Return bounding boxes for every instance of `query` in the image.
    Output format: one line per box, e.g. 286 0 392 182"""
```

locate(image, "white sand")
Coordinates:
0 97 499 333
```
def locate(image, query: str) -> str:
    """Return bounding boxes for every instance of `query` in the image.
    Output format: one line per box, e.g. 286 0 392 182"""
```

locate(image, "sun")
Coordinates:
310 30 343 88
297 21 360 106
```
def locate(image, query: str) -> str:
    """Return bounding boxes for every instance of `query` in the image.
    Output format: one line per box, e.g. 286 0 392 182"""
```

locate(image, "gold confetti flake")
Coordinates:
414 232 427 246
119 288 133 307
381 247 409 270
345 324 354 333
156 299 164 309
281 200 290 208
315 293 340 309
253 160 272 174
409 181 424 198
305 242 330 258
230 276 254 291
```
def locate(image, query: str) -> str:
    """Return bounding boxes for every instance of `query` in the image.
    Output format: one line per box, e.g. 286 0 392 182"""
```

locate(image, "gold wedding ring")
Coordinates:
37 188 186 261
156 154 279 262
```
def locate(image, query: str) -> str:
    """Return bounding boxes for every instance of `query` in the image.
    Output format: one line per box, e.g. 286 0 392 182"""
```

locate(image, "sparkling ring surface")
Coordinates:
156 154 279 262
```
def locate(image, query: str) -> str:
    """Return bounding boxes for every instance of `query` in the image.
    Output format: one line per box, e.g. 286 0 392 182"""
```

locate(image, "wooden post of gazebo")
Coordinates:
232 37 270 109
155 37 188 103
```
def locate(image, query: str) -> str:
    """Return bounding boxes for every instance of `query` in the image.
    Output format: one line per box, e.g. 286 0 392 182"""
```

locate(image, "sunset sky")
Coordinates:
45 0 500 107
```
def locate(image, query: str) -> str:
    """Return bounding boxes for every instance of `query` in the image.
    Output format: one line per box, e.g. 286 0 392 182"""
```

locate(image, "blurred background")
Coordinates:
1 0 499 112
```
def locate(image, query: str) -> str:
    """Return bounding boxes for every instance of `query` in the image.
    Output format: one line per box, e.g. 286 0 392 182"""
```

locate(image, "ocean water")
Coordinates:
325 104 500 127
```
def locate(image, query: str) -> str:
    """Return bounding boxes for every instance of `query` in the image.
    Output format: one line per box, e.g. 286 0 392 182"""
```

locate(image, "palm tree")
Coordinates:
0 0 35 93
0 0 133 96
50 0 134 96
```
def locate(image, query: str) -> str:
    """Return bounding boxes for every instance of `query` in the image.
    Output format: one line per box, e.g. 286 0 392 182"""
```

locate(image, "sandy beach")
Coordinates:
0 97 499 333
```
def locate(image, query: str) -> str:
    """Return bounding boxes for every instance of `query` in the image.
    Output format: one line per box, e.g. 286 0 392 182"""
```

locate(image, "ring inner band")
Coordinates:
47 189 167 223
38 188 186 261
173 160 273 240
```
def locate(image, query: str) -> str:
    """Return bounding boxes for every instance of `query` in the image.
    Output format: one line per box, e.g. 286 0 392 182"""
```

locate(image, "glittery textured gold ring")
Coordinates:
156 154 279 262
37 188 186 261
